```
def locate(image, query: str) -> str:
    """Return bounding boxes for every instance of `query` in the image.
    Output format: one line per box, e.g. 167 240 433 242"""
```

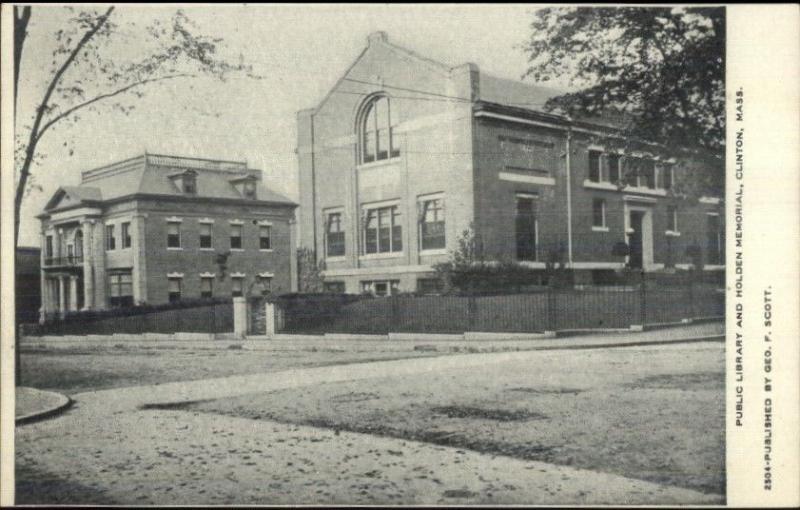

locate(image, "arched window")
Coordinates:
360 95 400 164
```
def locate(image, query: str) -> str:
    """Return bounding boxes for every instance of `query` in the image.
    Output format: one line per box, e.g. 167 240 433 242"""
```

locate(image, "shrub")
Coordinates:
41 296 232 325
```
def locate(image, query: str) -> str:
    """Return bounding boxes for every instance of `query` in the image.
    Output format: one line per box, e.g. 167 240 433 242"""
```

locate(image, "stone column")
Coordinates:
55 228 63 260
233 296 248 338
39 277 49 323
81 220 94 310
265 302 277 337
92 221 107 309
58 276 66 316
69 276 79 312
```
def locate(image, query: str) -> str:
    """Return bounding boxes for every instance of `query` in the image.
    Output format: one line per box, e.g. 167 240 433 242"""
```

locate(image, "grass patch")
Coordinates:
431 405 547 422
507 387 583 395
629 371 724 391
139 399 214 411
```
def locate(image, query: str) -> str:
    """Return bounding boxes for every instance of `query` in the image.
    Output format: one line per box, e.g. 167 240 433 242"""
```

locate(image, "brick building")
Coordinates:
297 32 724 295
37 154 297 320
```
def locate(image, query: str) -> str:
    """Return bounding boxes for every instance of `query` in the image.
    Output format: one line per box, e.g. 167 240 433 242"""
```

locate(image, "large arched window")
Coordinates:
360 95 400 164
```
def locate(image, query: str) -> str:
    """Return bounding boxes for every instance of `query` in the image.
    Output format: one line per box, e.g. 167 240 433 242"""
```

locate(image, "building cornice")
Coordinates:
103 193 298 209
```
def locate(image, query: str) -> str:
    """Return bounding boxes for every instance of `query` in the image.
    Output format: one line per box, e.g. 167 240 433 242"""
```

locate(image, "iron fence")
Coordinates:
276 277 724 335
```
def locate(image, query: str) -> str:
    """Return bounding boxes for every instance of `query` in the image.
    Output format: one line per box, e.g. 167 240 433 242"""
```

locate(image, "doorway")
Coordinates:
625 204 654 270
628 211 644 269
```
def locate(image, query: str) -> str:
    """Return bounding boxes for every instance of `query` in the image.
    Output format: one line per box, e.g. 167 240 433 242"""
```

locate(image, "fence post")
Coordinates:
265 301 277 338
639 271 647 327
233 296 247 338
546 286 555 333
390 295 400 332
467 295 477 331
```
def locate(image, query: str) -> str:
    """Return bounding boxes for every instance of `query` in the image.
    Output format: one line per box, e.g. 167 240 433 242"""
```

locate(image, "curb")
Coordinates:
532 334 725 352
16 391 74 426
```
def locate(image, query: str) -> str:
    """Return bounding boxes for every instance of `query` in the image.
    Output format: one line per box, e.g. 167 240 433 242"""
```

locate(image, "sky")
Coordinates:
14 4 557 247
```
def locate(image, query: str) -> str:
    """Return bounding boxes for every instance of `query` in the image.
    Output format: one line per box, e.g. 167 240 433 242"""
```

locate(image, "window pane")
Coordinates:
260 226 271 250
230 225 242 249
642 160 656 188
588 151 601 182
375 97 389 129
593 199 605 227
201 224 212 236
168 278 181 293
608 155 621 183
515 196 537 261
376 128 389 160
663 165 673 189
362 104 376 163
391 225 402 251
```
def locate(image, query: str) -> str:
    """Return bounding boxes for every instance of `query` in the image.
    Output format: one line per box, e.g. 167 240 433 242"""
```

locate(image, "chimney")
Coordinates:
367 31 388 45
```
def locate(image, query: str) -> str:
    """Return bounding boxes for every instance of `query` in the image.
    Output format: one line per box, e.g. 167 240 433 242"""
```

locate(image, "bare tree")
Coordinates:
12 5 255 384
13 5 254 247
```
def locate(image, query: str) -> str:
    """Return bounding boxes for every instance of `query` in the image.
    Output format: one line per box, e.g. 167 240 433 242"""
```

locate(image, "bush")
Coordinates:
41 296 232 325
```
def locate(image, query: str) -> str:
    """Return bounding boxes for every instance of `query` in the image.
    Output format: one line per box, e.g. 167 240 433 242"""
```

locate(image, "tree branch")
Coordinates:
15 6 114 246
36 73 193 142
13 6 31 112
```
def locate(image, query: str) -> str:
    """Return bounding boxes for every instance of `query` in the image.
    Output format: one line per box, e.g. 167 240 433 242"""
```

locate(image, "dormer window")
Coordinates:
183 173 197 194
243 181 256 199
169 169 198 196
230 174 259 199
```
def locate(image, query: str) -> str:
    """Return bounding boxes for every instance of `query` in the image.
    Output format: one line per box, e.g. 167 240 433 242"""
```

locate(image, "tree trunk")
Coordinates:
13 5 31 386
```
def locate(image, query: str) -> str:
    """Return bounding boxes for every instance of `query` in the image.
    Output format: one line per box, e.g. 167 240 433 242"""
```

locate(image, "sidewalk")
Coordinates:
21 321 724 354
15 387 71 425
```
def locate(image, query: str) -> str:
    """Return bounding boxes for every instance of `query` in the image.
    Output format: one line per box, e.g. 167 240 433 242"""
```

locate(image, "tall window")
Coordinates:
231 276 244 297
230 224 243 249
607 154 621 184
200 277 213 299
167 222 181 249
105 225 116 251
45 235 53 258
662 164 674 190
168 277 182 303
419 197 445 250
667 206 678 232
706 214 722 265
588 150 602 182
515 194 537 261
640 159 656 189
200 223 213 249
326 212 345 257
360 96 399 164
121 222 132 249
259 226 272 250
592 198 607 228
364 205 402 254
109 271 133 307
